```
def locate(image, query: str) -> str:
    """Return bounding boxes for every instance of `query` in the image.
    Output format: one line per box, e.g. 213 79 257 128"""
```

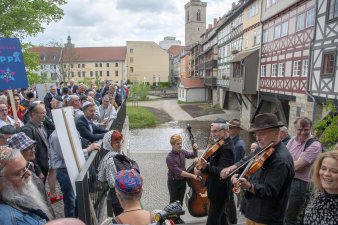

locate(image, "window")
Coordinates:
115 63 118 67
107 63 109 67
64 65 66 69
78 71 81 77
281 22 288 37
187 11 190 23
82 64 85 68
266 0 271 8
115 70 118 77
306 8 315 28
247 1 259 19
130 67 134 73
51 54 57 60
278 63 285 77
99 63 102 67
322 52 336 75
272 64 278 77
296 13 305 31
274 25 281 39
257 29 261 44
130 57 133 63
293 60 302 76
40 55 46 61
253 31 257 46
261 65 266 77
197 9 201 21
53 65 56 70
82 71 86 77
40 65 43 70
130 48 133 53
95 71 98 76
90 71 93 77
71 64 73 68
100 71 102 76
107 71 109 76
95 63 98 67
263 30 268 43
71 72 74 77
302 59 309 77
78 64 80 68
328 0 338 20
245 34 249 48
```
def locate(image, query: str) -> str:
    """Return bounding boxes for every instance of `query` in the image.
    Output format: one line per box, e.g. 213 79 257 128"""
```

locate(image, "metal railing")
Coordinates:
76 100 126 225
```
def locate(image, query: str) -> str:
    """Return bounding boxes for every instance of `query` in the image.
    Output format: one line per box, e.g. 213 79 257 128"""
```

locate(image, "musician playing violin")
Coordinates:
228 113 294 225
194 118 234 225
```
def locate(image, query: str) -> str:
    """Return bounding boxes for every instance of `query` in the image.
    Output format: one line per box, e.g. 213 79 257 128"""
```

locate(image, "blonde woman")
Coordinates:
303 150 338 224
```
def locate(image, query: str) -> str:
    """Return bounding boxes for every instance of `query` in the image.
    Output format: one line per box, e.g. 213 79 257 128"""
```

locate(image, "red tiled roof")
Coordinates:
168 45 185 55
62 47 126 62
30 47 62 63
180 78 204 88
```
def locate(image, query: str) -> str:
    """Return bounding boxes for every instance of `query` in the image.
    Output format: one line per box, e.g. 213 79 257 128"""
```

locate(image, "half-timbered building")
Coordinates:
258 0 317 132
309 0 338 105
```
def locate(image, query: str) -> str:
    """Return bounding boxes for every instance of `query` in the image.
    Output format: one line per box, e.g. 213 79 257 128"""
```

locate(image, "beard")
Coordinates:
1 176 53 219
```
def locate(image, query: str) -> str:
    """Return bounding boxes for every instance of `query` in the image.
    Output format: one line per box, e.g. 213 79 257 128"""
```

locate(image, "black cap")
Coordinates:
54 96 63 102
213 118 226 124
0 125 16 135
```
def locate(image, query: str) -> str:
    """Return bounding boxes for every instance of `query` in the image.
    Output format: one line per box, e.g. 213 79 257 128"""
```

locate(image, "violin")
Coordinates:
196 139 224 170
232 143 275 194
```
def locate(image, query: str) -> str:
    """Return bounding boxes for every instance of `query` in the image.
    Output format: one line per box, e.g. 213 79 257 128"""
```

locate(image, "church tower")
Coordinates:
185 0 207 46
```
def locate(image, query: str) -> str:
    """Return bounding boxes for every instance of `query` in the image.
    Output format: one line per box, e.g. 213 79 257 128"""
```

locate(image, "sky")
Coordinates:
24 0 233 47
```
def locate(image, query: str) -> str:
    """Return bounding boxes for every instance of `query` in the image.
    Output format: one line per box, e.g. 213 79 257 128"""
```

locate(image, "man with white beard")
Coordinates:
0 146 55 224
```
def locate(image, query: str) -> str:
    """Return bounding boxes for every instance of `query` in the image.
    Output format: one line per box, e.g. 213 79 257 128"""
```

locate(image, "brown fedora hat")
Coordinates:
227 119 241 128
249 113 284 131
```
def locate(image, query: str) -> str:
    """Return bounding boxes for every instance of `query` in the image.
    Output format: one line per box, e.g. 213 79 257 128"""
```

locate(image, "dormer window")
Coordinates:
40 55 46 61
51 54 57 60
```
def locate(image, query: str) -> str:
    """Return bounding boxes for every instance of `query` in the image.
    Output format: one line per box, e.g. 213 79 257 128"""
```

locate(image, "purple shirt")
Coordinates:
286 135 322 182
166 149 195 180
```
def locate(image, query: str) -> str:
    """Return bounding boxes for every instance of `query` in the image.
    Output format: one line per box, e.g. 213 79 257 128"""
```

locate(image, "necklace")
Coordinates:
123 208 143 213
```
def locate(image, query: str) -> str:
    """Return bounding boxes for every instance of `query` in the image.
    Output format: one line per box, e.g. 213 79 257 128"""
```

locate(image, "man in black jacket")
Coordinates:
229 113 294 225
75 102 107 143
194 118 234 225
20 103 50 184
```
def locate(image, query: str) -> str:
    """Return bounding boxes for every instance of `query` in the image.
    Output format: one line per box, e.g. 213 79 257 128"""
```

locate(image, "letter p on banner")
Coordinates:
0 37 28 91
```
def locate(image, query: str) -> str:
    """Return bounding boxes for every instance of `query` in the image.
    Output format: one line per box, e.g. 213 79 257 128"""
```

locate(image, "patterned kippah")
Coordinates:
0 146 13 171
115 170 143 194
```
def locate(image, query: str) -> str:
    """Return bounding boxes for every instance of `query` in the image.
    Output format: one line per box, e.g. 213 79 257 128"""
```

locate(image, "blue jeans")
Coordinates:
56 169 77 218
285 178 310 225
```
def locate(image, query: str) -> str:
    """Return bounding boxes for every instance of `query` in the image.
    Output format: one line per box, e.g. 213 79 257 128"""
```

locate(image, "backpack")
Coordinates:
304 138 323 152
113 154 140 174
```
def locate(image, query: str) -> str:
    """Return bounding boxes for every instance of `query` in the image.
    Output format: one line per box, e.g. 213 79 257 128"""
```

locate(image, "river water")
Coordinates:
129 120 255 153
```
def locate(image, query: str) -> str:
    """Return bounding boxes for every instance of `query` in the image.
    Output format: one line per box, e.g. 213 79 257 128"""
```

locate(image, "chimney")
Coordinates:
214 18 217 26
232 2 236 9
208 24 212 30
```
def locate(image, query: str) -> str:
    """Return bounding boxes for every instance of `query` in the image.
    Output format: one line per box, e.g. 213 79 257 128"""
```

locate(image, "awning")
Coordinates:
230 49 258 63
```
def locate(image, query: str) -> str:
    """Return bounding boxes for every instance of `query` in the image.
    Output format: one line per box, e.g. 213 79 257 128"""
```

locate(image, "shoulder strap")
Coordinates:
304 138 319 152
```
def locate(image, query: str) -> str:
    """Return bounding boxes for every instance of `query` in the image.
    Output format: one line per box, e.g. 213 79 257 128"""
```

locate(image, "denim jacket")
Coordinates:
0 203 48 225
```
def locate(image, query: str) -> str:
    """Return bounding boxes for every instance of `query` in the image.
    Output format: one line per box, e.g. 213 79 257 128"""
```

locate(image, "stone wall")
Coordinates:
241 94 258 130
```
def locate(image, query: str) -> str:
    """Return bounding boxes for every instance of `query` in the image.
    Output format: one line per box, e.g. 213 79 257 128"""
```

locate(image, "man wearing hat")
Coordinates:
0 146 55 224
194 118 234 225
230 113 294 225
0 125 16 146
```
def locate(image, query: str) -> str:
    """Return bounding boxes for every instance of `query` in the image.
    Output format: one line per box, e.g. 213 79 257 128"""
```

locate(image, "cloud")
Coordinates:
115 0 178 13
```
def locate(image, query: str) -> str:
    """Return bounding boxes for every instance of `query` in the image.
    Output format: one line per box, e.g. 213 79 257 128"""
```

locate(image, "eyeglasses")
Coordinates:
211 129 224 134
0 109 8 112
0 163 31 179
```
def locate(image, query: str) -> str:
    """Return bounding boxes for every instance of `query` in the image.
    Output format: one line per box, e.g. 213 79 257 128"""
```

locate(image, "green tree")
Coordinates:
313 101 338 150
95 74 102 88
129 82 150 101
1 0 66 85
0 0 66 38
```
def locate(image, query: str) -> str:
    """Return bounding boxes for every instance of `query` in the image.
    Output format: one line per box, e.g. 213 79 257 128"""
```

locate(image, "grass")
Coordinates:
127 106 157 129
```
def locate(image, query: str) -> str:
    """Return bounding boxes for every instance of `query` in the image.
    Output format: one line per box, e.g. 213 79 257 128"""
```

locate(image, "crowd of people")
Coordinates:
0 79 337 225
0 80 128 224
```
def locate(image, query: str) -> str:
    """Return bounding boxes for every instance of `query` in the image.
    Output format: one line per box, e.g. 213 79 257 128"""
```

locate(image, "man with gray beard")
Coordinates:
0 146 55 224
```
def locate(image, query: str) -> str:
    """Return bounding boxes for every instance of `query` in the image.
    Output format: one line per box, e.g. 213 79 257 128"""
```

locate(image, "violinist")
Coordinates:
194 118 234 225
166 134 200 224
230 113 294 225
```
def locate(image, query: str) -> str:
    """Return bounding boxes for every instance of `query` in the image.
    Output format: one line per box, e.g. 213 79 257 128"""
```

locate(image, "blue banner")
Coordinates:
0 37 28 91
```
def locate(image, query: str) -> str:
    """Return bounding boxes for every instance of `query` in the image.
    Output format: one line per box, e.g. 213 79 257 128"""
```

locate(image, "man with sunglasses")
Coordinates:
0 146 55 224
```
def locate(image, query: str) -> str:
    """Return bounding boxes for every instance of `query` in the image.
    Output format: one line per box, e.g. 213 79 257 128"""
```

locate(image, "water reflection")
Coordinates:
129 120 255 154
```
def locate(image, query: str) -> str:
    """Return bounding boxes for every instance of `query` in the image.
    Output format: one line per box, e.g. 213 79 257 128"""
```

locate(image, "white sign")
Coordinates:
52 107 86 195
36 83 55 102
